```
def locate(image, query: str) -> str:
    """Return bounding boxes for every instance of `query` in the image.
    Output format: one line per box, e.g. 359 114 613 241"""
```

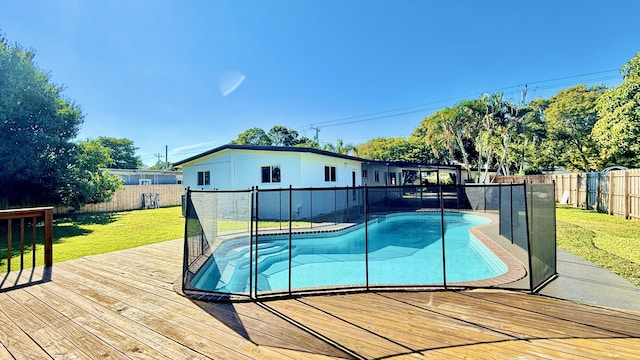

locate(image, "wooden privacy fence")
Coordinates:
496 169 640 220
1 207 53 273
54 184 184 214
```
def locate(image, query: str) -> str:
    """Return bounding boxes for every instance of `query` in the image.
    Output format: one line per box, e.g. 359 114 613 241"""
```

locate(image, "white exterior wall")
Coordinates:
182 149 362 191
182 151 233 190
299 152 361 188
181 148 363 220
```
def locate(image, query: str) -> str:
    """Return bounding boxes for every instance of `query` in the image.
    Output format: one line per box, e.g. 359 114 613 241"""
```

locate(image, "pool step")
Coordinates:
218 241 290 289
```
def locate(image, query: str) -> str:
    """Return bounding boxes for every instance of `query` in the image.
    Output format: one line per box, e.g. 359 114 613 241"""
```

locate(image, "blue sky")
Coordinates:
1 1 638 166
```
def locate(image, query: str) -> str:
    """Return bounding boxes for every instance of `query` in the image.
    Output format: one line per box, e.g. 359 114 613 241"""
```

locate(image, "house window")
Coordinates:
324 166 336 182
197 171 210 186
374 170 380 182
362 169 368 179
261 165 281 183
139 179 151 185
389 172 397 185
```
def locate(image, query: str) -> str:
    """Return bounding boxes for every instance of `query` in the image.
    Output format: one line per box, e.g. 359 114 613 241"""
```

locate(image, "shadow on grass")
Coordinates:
53 212 120 239
1 212 120 268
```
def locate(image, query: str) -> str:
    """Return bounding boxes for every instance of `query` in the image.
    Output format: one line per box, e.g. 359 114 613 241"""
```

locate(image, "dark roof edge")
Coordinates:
173 144 460 170
173 144 367 167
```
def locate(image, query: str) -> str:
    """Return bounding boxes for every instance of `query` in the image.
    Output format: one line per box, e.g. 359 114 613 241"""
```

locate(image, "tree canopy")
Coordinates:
544 85 603 171
0 35 121 209
230 125 318 147
94 136 143 169
593 51 640 168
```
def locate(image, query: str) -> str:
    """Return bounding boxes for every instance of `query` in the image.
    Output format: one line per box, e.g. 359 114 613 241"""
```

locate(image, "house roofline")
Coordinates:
173 144 367 167
173 144 460 171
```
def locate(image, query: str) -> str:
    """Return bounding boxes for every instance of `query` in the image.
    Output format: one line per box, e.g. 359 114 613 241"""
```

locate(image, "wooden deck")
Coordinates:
2 239 640 359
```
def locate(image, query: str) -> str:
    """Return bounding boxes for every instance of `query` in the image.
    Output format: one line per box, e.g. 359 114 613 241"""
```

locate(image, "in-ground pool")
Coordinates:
190 212 508 294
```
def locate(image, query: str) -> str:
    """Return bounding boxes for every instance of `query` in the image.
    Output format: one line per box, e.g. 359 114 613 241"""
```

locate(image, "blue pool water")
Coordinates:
190 212 507 293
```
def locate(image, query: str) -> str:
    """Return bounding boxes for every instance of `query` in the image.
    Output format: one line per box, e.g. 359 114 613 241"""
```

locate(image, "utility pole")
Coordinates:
153 152 164 168
165 145 168 171
311 125 320 145
521 84 528 106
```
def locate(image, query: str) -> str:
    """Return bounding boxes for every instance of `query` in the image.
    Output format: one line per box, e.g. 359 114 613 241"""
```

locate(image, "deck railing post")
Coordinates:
44 208 53 267
1 206 54 273
7 218 12 272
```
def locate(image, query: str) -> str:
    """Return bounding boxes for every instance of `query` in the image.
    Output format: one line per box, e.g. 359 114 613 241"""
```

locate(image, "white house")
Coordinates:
174 145 461 220
173 145 364 191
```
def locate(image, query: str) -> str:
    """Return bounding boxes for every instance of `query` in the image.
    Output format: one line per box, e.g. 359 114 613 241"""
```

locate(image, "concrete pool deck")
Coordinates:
539 248 640 312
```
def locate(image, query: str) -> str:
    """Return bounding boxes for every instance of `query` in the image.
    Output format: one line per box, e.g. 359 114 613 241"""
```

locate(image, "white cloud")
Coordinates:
219 71 246 96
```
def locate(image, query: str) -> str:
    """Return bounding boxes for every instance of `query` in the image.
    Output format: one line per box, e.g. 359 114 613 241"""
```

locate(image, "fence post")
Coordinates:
289 185 293 295
309 188 313 229
364 185 369 290
609 171 615 215
574 173 579 207
585 172 589 209
624 170 630 219
254 186 259 299
596 172 601 211
440 184 447 289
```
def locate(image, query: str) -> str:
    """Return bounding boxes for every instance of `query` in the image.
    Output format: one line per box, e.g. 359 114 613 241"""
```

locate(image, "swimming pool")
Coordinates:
190 212 507 294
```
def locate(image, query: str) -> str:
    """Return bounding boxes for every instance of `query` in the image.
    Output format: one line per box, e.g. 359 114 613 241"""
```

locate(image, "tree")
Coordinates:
231 125 319 148
545 85 603 171
323 139 356 155
354 137 425 162
593 51 640 168
231 127 273 145
268 125 301 146
412 101 480 178
59 140 123 211
0 34 120 209
94 136 143 169
515 98 549 173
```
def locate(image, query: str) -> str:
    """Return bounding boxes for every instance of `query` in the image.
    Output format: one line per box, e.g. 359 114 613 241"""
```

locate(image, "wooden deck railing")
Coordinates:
1 207 53 272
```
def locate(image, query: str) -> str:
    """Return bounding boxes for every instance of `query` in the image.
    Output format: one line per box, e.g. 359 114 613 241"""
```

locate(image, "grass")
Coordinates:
556 206 640 287
1 206 309 272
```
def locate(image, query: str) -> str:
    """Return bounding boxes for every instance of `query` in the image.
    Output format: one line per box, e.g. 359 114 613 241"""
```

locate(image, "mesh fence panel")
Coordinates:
527 184 557 290
512 185 529 251
181 184 557 299
183 190 252 296
499 185 513 240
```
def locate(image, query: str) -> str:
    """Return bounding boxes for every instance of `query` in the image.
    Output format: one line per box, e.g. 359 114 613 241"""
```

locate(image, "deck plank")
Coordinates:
1 238 640 359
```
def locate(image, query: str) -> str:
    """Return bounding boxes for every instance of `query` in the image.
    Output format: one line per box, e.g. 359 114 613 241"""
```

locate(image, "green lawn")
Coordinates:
556 206 640 287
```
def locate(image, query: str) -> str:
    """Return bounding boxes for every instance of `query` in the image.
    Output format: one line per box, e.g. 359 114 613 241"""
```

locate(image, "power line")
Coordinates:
296 69 621 132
